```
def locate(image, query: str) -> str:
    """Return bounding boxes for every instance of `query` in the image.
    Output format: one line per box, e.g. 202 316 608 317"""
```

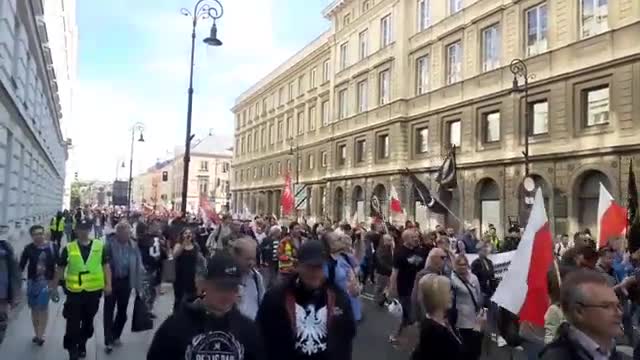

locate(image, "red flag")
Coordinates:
281 172 294 216
390 185 403 214
492 188 554 327
597 183 627 249
199 195 221 224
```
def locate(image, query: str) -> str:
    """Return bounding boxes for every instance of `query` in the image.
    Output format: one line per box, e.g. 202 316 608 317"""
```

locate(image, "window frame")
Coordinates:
376 133 390 161
321 100 330 126
381 14 392 48
337 143 347 166
308 153 315 170
355 138 367 164
415 126 429 154
297 111 304 135
446 41 462 85
445 119 462 149
379 69 390 105
310 67 317 89
357 80 368 112
340 42 349 71
582 85 610 128
481 24 500 72
528 100 549 136
482 110 501 144
338 88 348 119
416 55 430 95
308 106 316 131
449 0 462 14
580 0 608 39
359 29 369 60
525 2 548 57
418 0 431 32
321 151 328 168
323 59 330 82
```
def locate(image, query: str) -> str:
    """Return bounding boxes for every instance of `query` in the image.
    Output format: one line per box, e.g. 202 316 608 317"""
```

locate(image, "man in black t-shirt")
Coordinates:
387 228 425 344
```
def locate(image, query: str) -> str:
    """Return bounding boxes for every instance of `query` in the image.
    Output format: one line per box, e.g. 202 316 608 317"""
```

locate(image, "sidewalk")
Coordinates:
0 288 173 360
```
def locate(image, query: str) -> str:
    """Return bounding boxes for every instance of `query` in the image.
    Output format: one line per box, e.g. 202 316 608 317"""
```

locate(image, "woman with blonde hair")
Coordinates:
412 274 462 359
322 232 362 321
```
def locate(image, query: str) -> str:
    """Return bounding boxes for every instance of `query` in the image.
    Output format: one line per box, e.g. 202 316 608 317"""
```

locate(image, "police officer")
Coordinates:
147 252 264 360
52 218 112 360
50 211 65 249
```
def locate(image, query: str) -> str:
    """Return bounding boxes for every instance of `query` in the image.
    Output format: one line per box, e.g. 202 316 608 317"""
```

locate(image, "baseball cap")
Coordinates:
297 240 327 266
76 219 93 231
205 253 242 289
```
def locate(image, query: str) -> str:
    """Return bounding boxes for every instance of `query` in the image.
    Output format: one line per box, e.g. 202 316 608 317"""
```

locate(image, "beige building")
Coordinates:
231 0 640 237
133 135 232 213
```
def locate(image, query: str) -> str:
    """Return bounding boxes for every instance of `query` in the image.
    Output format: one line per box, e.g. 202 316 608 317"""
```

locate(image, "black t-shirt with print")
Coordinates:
393 245 426 297
292 283 329 360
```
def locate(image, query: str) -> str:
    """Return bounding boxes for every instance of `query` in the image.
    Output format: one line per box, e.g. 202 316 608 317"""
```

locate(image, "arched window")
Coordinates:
477 178 501 238
576 170 610 233
334 187 345 221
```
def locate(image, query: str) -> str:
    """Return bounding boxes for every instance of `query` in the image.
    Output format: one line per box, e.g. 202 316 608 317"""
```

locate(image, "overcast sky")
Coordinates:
67 0 328 181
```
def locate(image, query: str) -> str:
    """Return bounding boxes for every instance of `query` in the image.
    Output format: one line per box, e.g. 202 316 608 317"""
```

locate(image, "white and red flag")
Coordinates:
597 183 627 249
492 188 554 327
281 172 294 216
390 185 403 214
199 195 221 225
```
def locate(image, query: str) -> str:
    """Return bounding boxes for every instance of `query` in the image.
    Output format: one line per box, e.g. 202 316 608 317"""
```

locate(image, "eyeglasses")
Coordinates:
577 301 622 312
32 232 45 236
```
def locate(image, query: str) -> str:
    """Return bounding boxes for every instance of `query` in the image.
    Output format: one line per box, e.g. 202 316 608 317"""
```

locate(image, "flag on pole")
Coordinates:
492 188 554 327
597 183 627 249
199 195 221 224
435 145 457 190
281 172 294 216
404 168 447 214
390 185 403 214
627 160 640 253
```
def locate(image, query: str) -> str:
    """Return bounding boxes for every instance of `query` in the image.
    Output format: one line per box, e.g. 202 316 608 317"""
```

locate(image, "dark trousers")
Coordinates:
63 292 101 355
51 231 63 249
103 277 131 345
173 283 195 312
459 328 483 360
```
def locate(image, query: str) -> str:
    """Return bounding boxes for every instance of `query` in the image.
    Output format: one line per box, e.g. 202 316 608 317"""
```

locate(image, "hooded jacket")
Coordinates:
147 299 264 360
255 275 356 360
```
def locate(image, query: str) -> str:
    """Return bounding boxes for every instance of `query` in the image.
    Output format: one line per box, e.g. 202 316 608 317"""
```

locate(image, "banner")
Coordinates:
465 251 515 281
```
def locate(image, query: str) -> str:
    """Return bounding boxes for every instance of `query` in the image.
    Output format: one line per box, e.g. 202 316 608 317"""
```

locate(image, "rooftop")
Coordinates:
174 134 233 158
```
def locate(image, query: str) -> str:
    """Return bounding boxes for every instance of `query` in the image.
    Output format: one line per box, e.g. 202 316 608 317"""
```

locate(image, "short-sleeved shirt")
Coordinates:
393 245 425 297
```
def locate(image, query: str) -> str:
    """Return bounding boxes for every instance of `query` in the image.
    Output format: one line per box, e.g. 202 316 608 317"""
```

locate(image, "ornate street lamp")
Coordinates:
127 122 145 216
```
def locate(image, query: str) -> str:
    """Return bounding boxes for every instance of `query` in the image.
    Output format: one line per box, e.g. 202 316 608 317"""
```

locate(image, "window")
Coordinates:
253 167 258 179
223 162 230 173
340 42 349 70
337 145 347 165
449 0 462 14
247 134 252 152
255 103 260 117
297 158 302 172
235 138 240 154
530 101 549 135
446 42 462 84
362 0 370 12
581 0 608 38
481 25 500 72
377 134 390 159
200 161 209 171
526 3 548 56
277 120 283 140
254 130 259 150
286 116 293 137
338 89 348 119
418 0 430 31
584 86 610 126
321 100 330 126
297 112 304 135
448 120 461 148
359 30 369 60
276 161 281 175
298 75 305 94
321 151 328 167
343 14 351 27
287 160 292 172
268 164 273 177
261 127 266 148
381 14 392 47
379 70 390 105
355 139 366 163
262 98 267 113
483 111 501 143
308 106 316 131
308 154 314 170
357 80 368 112
310 68 317 88
416 127 429 154
278 87 284 106
416 55 429 95
269 123 274 144
198 177 209 194
289 82 295 100
323 60 330 82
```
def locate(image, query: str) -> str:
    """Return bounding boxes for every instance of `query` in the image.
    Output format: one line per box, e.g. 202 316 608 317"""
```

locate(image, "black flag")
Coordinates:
435 145 457 190
628 160 640 253
404 168 447 214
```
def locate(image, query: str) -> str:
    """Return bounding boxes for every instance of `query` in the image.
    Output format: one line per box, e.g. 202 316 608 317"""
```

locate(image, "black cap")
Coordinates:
76 219 93 231
297 240 326 266
205 253 242 289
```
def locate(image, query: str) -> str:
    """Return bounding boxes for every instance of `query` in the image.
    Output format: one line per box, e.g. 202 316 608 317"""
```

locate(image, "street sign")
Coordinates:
294 184 307 210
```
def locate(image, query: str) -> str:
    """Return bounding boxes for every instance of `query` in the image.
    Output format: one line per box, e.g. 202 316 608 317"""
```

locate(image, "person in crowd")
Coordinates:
256 240 356 360
544 263 566 345
457 225 479 254
555 234 570 259
0 225 20 346
195 222 211 258
254 219 267 245
561 245 599 272
324 232 362 322
206 214 234 254
540 270 623 360
411 274 463 360
374 234 394 307
259 225 282 288
52 218 111 360
103 222 143 354
411 247 447 321
451 254 484 360
471 242 497 303
19 225 58 345
289 221 307 247
172 228 206 312
277 234 298 282
93 211 104 239
232 237 265 320
50 211 65 249
137 221 167 316
359 231 377 286
484 224 500 252
147 252 264 360
387 228 426 344
436 237 455 276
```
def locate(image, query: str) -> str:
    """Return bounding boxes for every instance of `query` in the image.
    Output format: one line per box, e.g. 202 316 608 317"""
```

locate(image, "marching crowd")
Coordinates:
0 206 638 360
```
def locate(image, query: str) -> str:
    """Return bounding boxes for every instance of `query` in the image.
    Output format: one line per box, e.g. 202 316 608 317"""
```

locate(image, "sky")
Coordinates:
68 0 329 181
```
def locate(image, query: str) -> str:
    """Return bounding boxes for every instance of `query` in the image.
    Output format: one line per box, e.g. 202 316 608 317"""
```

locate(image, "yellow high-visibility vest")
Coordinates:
64 240 105 293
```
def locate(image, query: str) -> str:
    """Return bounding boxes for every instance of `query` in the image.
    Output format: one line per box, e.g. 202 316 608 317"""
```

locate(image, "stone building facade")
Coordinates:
231 0 640 237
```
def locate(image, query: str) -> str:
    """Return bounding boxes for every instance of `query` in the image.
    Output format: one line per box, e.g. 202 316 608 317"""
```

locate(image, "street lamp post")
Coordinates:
288 138 300 185
127 122 145 216
510 58 534 176
179 0 224 215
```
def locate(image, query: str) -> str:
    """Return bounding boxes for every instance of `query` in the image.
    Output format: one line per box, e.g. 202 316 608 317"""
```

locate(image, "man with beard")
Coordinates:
256 240 356 360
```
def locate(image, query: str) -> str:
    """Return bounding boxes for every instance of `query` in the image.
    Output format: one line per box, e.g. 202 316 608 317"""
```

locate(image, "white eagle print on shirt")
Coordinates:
295 303 328 355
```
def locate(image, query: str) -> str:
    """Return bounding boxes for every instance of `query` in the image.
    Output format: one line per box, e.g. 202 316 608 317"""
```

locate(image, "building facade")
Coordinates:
231 0 640 237
133 135 232 214
0 0 75 245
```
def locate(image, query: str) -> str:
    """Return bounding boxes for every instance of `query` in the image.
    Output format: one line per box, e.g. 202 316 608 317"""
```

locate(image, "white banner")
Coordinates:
465 251 515 280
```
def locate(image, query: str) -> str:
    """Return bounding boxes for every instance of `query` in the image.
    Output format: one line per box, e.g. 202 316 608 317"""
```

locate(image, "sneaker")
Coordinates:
105 345 113 354
112 339 122 347
32 336 39 344
35 338 45 346
79 344 87 358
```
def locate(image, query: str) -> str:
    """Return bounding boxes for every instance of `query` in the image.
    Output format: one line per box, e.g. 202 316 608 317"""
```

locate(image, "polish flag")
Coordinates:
281 172 294 216
597 183 627 249
390 185 403 214
199 195 221 224
492 188 553 327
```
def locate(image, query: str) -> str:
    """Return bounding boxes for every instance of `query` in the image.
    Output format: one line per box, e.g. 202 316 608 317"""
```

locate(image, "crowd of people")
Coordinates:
0 206 638 360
